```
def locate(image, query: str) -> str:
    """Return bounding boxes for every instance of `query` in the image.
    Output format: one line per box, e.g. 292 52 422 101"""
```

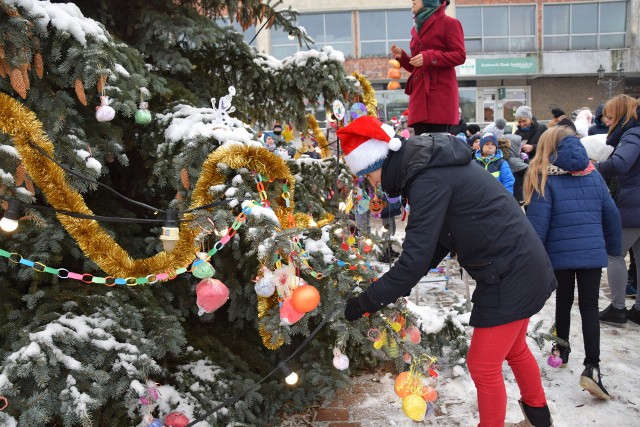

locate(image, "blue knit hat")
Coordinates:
480 132 498 150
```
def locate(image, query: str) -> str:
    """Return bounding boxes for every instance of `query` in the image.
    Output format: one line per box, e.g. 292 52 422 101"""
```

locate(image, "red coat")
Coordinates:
398 4 466 127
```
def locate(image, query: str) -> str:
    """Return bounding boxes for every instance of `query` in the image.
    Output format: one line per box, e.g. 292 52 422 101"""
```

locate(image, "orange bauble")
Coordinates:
389 59 401 68
387 68 401 79
387 81 401 90
394 371 419 398
291 285 321 313
420 385 438 402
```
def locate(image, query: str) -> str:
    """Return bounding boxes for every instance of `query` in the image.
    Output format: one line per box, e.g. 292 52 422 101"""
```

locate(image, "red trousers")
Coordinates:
467 318 547 427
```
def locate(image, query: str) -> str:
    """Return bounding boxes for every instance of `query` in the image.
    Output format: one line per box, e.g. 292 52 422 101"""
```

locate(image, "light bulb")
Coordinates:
287 32 295 41
1 199 22 232
285 372 299 385
278 361 299 386
159 209 179 252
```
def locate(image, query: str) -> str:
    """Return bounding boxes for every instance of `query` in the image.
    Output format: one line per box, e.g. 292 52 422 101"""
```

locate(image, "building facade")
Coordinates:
245 0 640 125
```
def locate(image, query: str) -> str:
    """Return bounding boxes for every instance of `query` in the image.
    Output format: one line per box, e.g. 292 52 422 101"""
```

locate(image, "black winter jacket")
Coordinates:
357 134 557 327
515 118 547 160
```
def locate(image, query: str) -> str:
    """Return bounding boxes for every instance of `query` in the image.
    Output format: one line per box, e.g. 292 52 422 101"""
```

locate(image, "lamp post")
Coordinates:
597 63 624 99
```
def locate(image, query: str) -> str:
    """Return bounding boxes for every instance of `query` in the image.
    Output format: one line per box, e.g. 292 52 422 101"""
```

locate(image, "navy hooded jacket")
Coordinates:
526 136 622 270
356 134 557 328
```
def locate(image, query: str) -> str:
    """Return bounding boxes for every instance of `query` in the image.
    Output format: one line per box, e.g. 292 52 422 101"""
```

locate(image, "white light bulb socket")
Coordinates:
1 199 22 232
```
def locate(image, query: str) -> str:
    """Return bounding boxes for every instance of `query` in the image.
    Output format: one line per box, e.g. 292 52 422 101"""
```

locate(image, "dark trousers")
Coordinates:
554 268 602 366
412 123 450 135
513 169 526 204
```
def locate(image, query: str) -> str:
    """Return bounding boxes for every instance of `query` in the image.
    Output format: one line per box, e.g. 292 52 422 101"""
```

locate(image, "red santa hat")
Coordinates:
337 116 402 176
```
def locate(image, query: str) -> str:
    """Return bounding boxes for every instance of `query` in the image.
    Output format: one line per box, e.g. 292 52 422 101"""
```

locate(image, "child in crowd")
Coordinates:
263 133 277 151
524 126 621 400
474 132 514 194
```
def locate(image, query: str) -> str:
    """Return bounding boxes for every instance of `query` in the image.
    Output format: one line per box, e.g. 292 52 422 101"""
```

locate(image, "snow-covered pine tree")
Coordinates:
1 1 467 425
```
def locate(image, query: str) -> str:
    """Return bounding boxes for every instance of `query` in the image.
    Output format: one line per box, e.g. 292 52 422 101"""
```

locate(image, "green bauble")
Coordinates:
135 108 152 125
192 260 215 279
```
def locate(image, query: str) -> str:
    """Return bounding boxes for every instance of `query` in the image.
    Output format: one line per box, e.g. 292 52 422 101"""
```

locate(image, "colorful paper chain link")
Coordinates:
0 203 256 286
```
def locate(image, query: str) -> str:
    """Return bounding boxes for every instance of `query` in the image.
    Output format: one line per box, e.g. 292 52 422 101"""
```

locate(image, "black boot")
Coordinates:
627 306 640 326
580 364 610 400
518 400 553 427
599 304 627 324
551 342 571 366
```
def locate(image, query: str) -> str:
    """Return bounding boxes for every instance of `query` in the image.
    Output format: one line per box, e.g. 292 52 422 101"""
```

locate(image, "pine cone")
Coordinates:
15 164 26 187
97 74 107 94
24 176 35 194
75 78 88 106
10 68 27 99
20 63 30 91
0 45 4 59
180 168 190 190
0 59 8 78
34 52 44 79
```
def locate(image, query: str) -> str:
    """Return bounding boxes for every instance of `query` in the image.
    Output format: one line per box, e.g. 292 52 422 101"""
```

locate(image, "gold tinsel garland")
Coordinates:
0 92 296 278
306 114 332 159
352 72 378 117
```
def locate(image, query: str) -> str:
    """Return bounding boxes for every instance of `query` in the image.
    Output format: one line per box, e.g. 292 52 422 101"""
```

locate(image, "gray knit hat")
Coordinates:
515 106 532 119
495 118 507 129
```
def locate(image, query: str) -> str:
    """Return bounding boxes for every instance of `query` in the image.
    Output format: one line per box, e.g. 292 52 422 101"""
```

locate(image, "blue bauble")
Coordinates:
148 419 163 427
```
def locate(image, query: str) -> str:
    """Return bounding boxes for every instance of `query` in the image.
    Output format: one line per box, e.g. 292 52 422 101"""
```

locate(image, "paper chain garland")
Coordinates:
0 92 296 278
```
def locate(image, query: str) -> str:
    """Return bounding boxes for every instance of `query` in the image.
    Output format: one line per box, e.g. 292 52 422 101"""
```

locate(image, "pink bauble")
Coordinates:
164 411 190 427
280 297 305 325
403 326 421 344
196 278 229 313
547 355 563 368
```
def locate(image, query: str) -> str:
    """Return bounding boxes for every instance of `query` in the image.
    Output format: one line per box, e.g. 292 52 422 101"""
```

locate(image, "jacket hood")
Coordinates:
551 135 590 171
381 133 472 195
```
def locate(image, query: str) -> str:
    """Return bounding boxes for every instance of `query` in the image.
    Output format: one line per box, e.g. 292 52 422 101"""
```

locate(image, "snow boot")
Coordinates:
551 342 571 367
628 306 640 325
505 400 553 426
580 364 610 400
599 304 627 325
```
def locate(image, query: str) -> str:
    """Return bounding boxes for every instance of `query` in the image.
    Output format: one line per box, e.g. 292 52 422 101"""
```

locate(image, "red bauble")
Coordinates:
195 278 229 313
164 411 190 427
291 285 321 313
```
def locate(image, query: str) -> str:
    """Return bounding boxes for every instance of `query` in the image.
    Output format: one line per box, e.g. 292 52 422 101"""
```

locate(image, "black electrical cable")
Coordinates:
184 293 347 427
25 139 166 213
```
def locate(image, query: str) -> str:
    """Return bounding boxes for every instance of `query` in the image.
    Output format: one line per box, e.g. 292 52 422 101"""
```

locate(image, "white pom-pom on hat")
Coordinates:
388 137 402 151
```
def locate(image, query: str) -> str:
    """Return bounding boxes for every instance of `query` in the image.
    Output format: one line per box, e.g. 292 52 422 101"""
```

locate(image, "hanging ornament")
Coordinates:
394 371 419 399
403 394 427 421
279 297 305 325
148 419 163 427
254 266 276 298
402 325 421 345
369 195 386 217
135 101 152 125
387 59 402 91
385 336 399 358
192 252 215 279
332 347 350 370
290 284 320 313
349 102 368 120
332 100 345 122
139 384 160 405
95 96 116 122
547 350 563 368
420 385 438 402
164 411 190 427
195 278 229 314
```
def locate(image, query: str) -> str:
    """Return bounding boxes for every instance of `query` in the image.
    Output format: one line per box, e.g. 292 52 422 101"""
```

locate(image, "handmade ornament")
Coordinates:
420 385 438 402
254 267 276 298
290 284 320 313
387 81 401 90
148 419 163 427
135 101 152 125
192 252 215 279
385 337 399 358
402 393 427 421
402 325 421 345
349 102 368 120
547 351 563 368
332 347 350 371
279 297 305 325
332 100 346 122
387 68 401 80
195 278 229 314
369 195 385 216
387 59 402 91
139 384 159 405
95 96 116 122
394 371 419 398
164 411 190 427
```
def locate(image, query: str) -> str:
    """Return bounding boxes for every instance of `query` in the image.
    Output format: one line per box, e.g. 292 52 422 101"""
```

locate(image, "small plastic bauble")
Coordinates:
394 371 419 398
139 385 159 405
254 276 276 298
402 393 427 421
192 259 215 279
291 285 320 313
346 236 356 245
148 419 163 427
341 242 350 251
135 108 152 125
164 411 190 427
547 354 563 368
387 68 401 79
404 325 421 344
387 81 401 91
332 353 350 371
195 278 229 313
280 297 305 325
389 59 401 68
403 352 412 364
391 322 402 332
420 385 438 402
373 339 384 350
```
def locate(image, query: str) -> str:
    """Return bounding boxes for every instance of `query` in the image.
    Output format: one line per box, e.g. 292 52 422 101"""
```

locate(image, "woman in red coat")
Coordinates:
391 0 466 135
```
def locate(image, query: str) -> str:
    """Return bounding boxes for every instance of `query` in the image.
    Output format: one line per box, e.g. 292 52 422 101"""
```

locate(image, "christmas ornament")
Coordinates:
420 385 438 402
403 352 412 364
164 411 190 427
387 59 402 91
332 347 350 371
547 353 563 368
387 68 401 80
369 195 385 216
403 325 421 345
387 81 401 90
135 101 152 125
139 384 159 405
389 59 401 68
95 96 116 122
195 278 229 314
332 100 345 122
148 419 163 427
192 252 215 279
394 371 419 398
290 284 320 313
254 267 276 298
279 297 304 325
349 102 368 120
402 393 427 421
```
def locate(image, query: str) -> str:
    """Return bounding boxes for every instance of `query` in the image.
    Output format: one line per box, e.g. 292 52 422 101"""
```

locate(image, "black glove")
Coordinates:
344 297 365 321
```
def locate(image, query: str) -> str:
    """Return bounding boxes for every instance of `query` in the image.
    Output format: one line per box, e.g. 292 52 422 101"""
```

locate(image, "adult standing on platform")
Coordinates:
391 0 466 135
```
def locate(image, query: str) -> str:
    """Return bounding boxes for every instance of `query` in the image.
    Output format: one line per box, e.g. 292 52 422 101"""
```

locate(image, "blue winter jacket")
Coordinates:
474 149 515 194
595 114 640 228
527 135 622 270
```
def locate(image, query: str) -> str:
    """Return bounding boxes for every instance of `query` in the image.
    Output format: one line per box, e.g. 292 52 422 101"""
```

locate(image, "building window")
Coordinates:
216 19 257 47
543 1 626 51
359 10 411 57
457 5 536 53
271 12 353 58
